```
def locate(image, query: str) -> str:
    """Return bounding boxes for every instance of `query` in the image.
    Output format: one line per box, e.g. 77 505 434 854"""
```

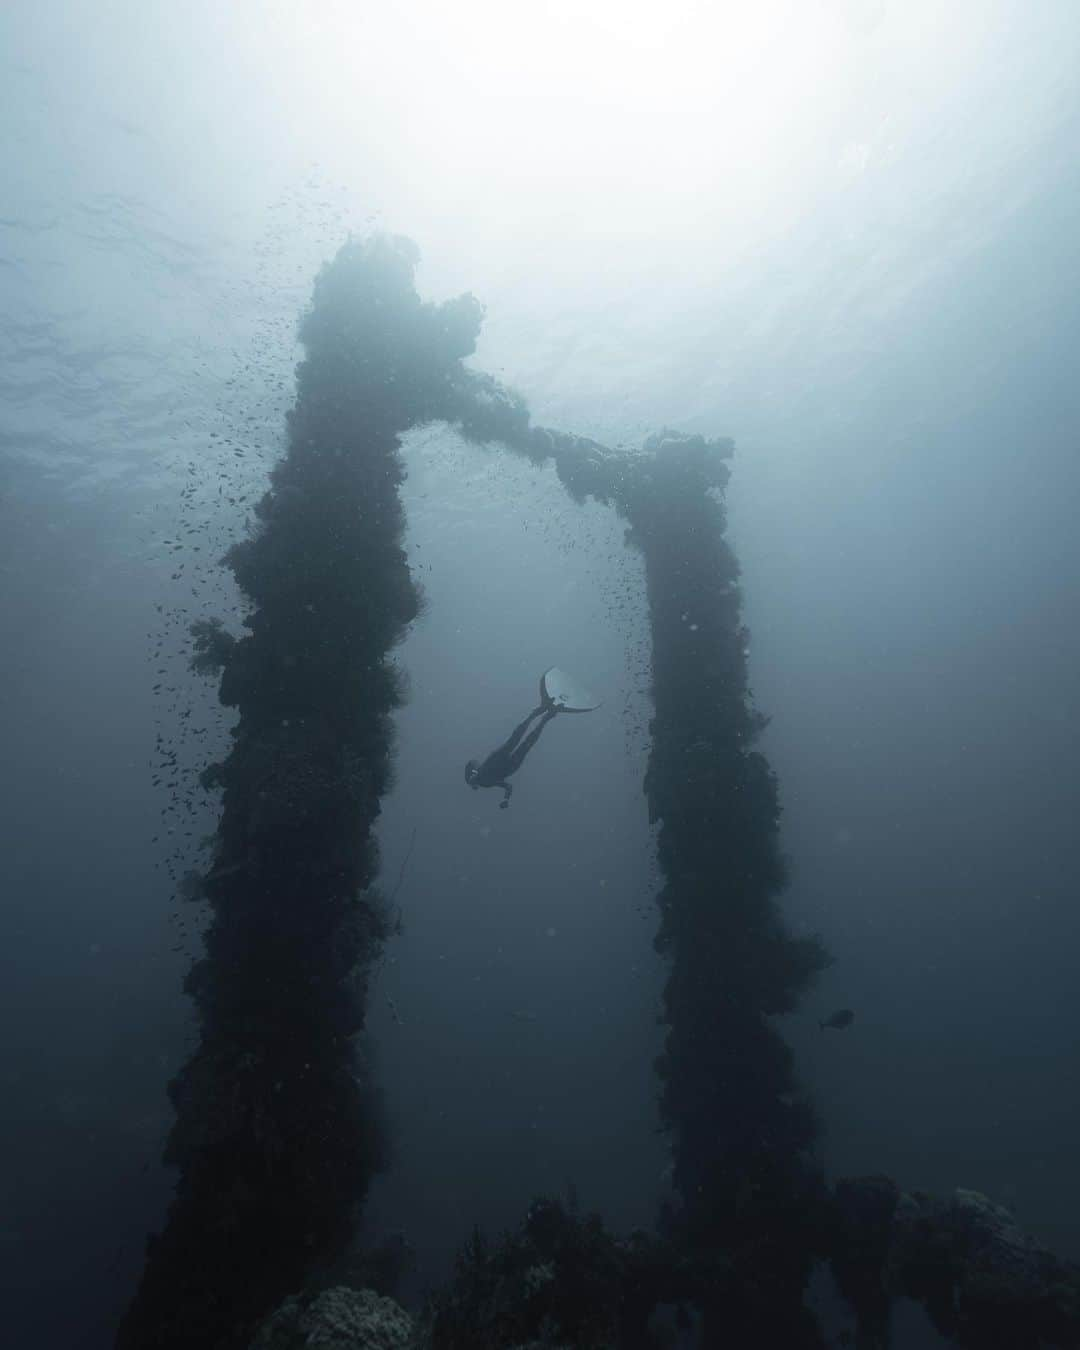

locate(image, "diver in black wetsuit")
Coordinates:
464 681 560 809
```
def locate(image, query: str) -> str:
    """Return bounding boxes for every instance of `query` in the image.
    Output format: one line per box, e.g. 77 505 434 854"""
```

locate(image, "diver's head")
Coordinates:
464 759 480 787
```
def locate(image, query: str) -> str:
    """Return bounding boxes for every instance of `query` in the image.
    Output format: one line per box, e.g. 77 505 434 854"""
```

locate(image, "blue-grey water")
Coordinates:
2 3 1079 1346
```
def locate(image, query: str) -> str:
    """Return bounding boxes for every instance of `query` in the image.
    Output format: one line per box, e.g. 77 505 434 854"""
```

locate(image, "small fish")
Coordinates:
819 1008 855 1032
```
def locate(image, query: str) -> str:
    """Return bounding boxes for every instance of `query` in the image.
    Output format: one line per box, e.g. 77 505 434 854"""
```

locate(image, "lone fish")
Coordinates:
819 1008 855 1032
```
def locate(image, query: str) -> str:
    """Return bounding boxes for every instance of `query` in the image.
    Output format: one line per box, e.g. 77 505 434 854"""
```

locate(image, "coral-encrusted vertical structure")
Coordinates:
122 230 833 1347
622 431 832 1347
117 236 485 1350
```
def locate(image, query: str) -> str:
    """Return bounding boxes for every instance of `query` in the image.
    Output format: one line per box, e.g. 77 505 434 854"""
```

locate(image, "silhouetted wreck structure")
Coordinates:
119 236 1080 1349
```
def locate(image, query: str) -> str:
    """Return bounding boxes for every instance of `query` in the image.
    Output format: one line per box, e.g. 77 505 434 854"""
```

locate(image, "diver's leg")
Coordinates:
507 709 556 775
501 707 545 756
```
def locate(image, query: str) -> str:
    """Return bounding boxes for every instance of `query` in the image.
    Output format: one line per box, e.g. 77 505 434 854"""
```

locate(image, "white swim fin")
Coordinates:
540 666 602 713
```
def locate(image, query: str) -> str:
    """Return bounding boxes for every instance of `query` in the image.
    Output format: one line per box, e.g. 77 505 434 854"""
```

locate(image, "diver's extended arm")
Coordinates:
498 781 513 809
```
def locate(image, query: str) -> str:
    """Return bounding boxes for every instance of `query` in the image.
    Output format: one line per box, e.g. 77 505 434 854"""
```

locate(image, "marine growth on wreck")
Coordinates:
120 236 1080 1350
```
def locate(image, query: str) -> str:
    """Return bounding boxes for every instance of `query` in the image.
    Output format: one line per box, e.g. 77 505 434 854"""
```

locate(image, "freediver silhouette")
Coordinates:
464 667 599 809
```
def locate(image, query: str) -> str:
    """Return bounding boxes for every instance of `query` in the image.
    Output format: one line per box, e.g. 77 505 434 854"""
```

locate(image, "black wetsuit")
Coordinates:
469 704 558 807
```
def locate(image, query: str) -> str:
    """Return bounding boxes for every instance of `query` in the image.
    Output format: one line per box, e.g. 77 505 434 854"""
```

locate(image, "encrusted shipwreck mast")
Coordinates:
620 438 832 1347
120 236 1080 1350
118 237 488 1348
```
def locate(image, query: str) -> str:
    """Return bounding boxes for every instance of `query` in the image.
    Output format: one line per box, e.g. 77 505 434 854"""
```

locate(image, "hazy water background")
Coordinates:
2 3 1079 1345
